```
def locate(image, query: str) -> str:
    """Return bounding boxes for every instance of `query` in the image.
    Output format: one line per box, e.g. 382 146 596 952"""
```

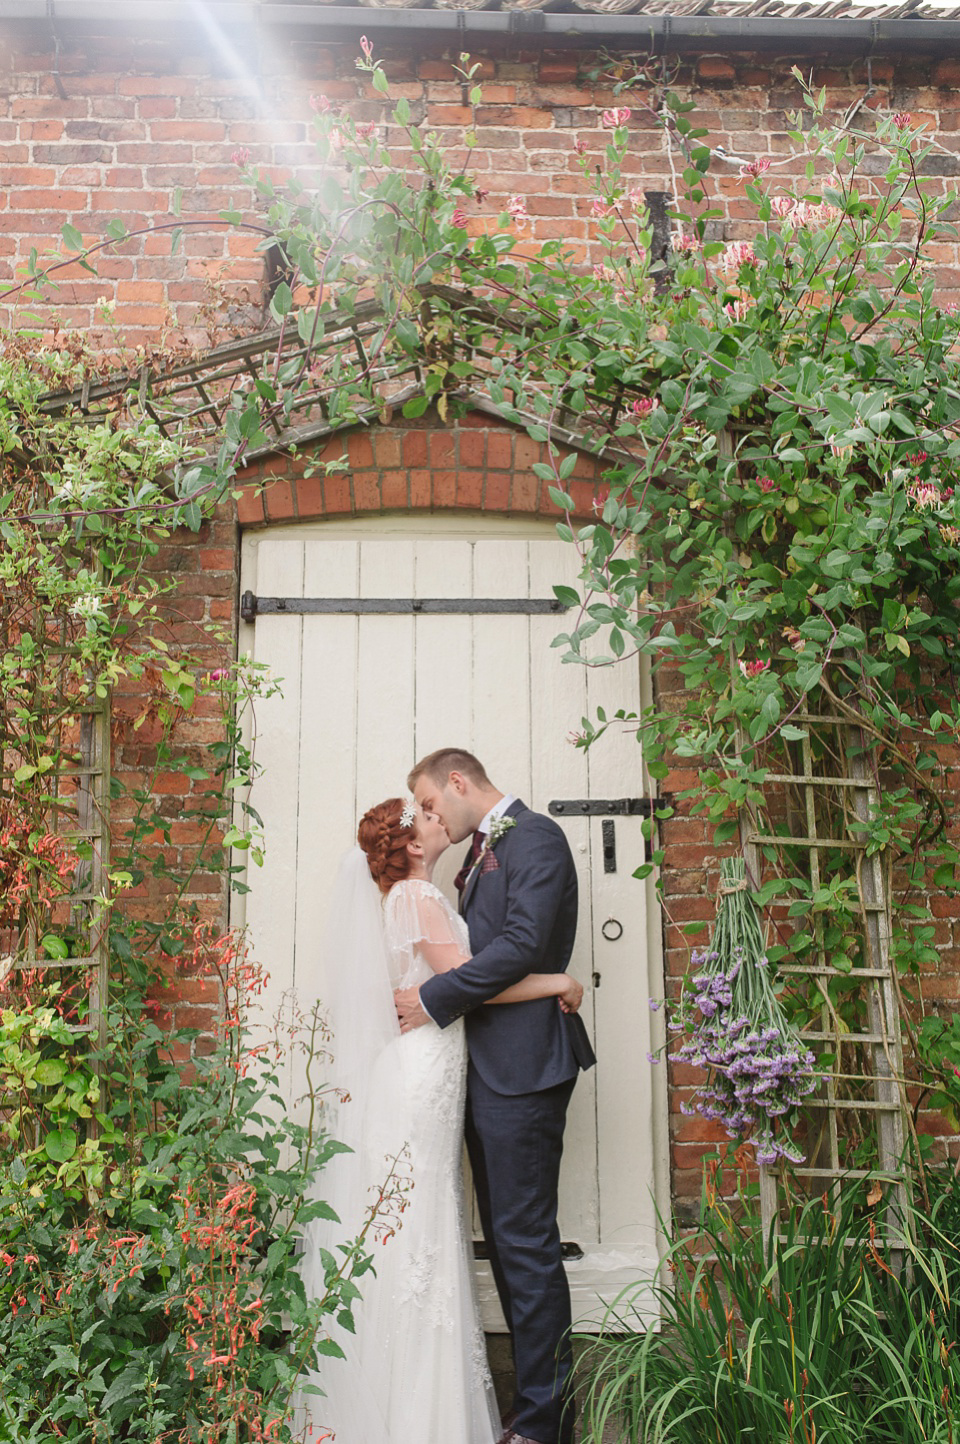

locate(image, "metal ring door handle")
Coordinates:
601 917 623 942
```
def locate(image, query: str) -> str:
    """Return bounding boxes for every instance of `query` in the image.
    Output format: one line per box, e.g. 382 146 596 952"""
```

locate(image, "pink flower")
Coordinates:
758 476 777 493
574 139 588 155
601 107 631 129
506 195 528 221
720 240 757 270
939 524 960 546
451 207 467 228
208 668 229 683
356 122 376 139
770 195 795 218
630 397 657 417
592 487 610 516
593 263 614 282
231 147 250 168
310 94 332 114
740 156 772 179
724 298 752 322
908 479 943 511
360 34 373 59
893 111 912 129
672 232 701 254
591 199 615 218
739 659 770 679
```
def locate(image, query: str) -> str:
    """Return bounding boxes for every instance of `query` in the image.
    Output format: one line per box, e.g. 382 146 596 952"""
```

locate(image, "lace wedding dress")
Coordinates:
299 863 500 1444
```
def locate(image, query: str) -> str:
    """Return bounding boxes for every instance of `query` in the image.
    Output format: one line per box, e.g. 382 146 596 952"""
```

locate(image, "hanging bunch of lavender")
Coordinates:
666 857 818 1166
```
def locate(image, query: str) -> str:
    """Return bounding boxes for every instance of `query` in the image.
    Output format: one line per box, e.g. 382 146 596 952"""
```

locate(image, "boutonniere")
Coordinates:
465 815 517 886
487 815 517 847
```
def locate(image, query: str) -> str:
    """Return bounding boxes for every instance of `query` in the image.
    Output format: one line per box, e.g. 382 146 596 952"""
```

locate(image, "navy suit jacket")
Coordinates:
419 800 597 1096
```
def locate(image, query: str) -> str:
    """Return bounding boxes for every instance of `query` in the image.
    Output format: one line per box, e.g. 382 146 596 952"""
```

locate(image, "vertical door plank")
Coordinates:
471 539 533 800
294 540 360 1087
528 538 599 1246
245 537 305 1099
355 540 417 813
585 655 658 1252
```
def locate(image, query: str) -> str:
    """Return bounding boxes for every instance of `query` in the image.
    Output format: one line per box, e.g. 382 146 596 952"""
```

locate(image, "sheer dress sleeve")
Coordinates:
383 879 469 987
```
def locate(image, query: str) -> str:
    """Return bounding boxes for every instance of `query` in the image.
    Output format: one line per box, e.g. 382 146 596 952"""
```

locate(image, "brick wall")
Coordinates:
3 13 960 1203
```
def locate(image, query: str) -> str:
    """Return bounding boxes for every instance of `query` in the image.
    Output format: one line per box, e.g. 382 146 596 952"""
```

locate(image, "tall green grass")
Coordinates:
577 1171 960 1443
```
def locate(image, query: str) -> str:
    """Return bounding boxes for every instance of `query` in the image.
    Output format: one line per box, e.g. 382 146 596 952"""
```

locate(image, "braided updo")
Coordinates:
357 797 416 895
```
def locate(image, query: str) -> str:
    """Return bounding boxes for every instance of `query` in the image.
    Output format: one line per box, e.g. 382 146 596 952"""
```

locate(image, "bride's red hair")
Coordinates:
358 798 415 895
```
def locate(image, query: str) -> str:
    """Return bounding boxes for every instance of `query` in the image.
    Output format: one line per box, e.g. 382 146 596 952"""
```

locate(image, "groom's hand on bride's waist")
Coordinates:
395 985 430 1032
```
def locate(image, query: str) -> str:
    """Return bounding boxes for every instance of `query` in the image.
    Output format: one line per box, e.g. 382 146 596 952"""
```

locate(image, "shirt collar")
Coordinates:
479 794 515 836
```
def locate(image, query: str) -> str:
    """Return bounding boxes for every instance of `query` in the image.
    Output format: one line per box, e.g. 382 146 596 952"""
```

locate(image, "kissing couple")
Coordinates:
300 747 596 1444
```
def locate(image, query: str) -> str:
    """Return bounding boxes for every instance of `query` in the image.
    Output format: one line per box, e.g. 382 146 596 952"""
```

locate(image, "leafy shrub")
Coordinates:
0 926 395 1443
578 1167 960 1443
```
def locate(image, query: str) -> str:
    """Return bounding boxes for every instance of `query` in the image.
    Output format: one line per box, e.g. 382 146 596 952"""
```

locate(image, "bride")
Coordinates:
298 796 583 1443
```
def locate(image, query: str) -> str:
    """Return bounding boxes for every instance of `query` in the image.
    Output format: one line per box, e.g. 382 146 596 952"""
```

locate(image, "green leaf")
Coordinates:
34 1059 68 1085
45 1128 77 1163
61 223 84 252
269 281 293 322
41 933 69 959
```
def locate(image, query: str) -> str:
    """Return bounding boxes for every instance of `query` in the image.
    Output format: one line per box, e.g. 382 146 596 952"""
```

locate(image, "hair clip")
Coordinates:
399 800 417 829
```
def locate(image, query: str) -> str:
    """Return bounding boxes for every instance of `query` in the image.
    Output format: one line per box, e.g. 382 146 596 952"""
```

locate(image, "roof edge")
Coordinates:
2 3 959 56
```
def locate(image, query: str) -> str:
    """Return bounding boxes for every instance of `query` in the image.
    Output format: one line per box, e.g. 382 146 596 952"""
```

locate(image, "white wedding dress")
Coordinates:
299 865 500 1444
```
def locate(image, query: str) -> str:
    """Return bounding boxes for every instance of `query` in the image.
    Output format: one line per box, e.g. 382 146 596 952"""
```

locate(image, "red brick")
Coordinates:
511 471 539 513
402 431 428 466
353 472 380 511
236 488 265 526
409 469 432 508
433 469 457 507
458 431 485 468
487 433 513 470
381 469 409 508
484 473 511 512
457 469 484 508
263 479 295 521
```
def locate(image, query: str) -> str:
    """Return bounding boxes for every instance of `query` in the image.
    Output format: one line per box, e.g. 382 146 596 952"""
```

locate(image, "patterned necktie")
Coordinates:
454 828 485 895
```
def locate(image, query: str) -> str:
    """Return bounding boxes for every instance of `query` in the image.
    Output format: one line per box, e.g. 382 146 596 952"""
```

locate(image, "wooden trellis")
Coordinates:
3 698 110 1090
740 712 909 1238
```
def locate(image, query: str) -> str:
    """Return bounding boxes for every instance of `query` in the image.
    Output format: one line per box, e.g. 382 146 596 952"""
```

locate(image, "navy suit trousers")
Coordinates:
465 1061 576 1444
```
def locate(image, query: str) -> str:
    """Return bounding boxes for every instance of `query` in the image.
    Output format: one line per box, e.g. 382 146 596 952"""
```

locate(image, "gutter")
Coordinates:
0 2 958 54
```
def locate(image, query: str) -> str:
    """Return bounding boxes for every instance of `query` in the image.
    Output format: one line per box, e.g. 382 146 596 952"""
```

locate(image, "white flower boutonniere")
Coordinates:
487 815 517 847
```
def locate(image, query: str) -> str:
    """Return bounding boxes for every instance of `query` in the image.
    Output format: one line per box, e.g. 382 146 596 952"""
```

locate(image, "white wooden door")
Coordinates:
236 515 667 1330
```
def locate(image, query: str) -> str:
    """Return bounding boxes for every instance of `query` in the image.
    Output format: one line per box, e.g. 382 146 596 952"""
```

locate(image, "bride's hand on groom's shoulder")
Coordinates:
558 976 583 1014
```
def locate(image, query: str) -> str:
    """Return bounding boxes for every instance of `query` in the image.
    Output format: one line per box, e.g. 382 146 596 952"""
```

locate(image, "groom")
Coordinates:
395 748 596 1444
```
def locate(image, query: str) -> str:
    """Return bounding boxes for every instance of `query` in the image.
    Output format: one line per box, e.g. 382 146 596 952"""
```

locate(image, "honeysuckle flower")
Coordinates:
770 195 796 218
830 441 853 463
359 34 373 59
783 626 806 652
601 107 631 129
673 231 701 253
451 207 467 228
231 147 250 167
740 156 772 179
893 111 913 129
356 122 376 140
724 297 753 322
593 263 614 282
739 658 770 678
592 486 610 515
758 476 777 493
630 397 657 417
506 195 528 221
574 138 588 155
591 199 615 218
720 240 757 269
310 94 332 114
939 524 960 546
908 479 943 510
